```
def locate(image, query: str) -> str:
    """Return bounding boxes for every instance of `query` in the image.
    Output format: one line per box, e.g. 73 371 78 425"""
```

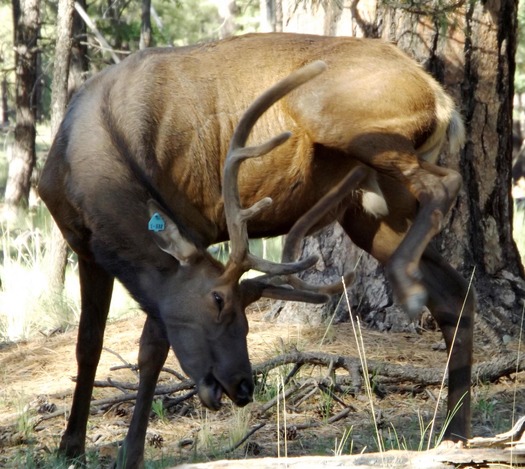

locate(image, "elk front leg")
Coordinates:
60 258 114 459
116 315 169 469
420 247 475 441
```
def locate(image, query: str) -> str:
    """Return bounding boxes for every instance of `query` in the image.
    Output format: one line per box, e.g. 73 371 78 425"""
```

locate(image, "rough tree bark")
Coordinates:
6 0 40 214
273 0 524 336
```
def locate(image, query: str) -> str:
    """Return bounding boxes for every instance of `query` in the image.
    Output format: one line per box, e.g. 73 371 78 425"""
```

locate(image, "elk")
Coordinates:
39 33 474 468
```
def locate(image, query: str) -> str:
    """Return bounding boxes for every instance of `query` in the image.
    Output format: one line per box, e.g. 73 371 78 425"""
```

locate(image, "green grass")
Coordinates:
151 398 168 422
6 448 114 469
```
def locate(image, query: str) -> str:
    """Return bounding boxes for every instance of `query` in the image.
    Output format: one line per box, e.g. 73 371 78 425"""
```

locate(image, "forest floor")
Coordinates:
0 300 524 468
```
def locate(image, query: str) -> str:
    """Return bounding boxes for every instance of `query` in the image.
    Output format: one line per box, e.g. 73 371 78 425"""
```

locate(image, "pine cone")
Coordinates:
37 402 56 414
114 406 128 417
315 402 333 419
148 433 164 449
245 441 262 455
279 425 298 441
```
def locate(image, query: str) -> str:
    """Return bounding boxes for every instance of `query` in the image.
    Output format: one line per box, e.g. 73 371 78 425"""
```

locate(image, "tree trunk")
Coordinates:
74 1 120 65
260 0 283 32
275 0 524 335
46 0 75 295
215 0 237 39
68 0 89 99
50 0 74 135
6 0 40 215
139 0 152 50
1 76 8 127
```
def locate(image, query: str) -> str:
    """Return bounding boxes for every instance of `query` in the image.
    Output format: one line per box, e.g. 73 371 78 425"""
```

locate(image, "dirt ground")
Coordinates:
0 301 524 468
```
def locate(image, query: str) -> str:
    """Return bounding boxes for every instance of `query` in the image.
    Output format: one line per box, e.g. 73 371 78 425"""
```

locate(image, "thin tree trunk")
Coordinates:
215 0 237 39
275 0 283 32
68 0 88 98
50 0 74 135
74 1 120 64
6 0 40 214
139 0 152 49
1 76 8 127
260 0 276 32
46 0 75 295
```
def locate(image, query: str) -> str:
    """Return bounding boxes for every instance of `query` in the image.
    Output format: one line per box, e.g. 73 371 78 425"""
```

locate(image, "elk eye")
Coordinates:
212 291 224 312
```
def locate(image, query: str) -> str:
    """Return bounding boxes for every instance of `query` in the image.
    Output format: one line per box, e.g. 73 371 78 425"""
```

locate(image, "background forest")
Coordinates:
0 1 524 468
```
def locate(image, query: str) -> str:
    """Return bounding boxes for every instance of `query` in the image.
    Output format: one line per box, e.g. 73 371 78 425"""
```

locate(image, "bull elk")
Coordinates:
39 33 474 468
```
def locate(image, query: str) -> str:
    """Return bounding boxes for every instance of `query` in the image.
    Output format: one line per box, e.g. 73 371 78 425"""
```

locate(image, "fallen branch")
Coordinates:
259 383 301 413
37 379 196 424
103 346 138 379
293 406 353 430
39 350 522 426
177 417 525 469
224 423 267 454
217 408 352 458
253 350 524 387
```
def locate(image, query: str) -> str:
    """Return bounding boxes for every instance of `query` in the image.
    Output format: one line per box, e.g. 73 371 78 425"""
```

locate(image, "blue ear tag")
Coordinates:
148 212 165 232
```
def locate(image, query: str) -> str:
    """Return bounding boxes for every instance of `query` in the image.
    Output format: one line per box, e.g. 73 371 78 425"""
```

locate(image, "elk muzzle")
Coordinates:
198 370 254 410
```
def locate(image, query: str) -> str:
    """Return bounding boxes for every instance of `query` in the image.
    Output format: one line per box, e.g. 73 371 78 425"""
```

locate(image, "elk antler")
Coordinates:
241 165 369 302
222 60 365 301
222 61 327 280
280 165 369 295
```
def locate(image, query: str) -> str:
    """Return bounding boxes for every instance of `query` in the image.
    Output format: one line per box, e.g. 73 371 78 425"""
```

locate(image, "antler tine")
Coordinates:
223 61 327 276
280 166 370 294
243 166 369 304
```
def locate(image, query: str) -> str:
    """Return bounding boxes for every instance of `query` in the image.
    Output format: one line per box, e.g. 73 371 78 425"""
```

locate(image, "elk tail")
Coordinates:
447 109 466 155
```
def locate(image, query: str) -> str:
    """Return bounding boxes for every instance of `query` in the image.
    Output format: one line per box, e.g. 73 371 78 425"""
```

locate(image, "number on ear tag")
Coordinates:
148 213 165 232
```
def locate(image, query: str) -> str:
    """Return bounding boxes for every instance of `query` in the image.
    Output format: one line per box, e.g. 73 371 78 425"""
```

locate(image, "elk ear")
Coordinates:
147 200 199 265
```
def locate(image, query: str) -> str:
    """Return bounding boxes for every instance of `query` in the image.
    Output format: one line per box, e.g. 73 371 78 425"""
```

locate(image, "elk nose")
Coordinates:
235 378 254 407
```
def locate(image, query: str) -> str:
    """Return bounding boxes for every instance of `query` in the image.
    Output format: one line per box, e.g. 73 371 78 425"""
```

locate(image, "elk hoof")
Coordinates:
403 287 427 319
58 437 86 463
387 262 427 319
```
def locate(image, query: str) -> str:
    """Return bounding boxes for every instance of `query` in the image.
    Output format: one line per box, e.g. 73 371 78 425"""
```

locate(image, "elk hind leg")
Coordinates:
116 315 169 469
59 258 114 459
348 133 462 316
387 160 462 316
339 194 473 440
420 247 475 441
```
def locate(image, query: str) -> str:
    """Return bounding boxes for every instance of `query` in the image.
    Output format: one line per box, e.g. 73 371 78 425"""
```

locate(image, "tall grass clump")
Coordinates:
0 207 80 342
0 205 138 343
